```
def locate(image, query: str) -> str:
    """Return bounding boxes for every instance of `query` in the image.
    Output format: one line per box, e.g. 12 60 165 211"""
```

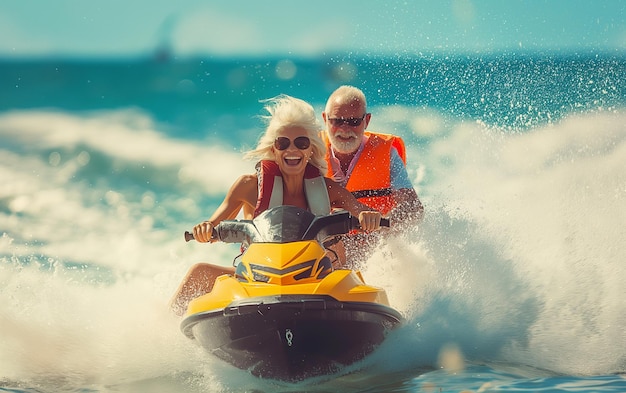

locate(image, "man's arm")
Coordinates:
389 149 424 228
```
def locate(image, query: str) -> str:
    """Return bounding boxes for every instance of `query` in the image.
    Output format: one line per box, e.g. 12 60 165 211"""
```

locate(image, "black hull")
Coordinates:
181 295 402 381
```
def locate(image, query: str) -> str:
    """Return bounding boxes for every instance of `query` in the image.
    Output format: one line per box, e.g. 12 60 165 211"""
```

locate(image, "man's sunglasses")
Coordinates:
327 113 368 127
274 136 311 151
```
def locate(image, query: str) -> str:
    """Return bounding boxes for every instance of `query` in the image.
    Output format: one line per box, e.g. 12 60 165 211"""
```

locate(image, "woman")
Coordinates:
170 95 382 316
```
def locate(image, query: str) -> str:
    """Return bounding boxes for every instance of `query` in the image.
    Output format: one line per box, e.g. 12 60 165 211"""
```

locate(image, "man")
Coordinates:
321 85 424 267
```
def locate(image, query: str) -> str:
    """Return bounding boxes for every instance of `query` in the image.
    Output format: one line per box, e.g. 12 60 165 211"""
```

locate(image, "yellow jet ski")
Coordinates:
180 205 403 382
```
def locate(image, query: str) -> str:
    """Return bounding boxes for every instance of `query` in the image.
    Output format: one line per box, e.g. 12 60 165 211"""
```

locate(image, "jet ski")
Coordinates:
180 205 403 382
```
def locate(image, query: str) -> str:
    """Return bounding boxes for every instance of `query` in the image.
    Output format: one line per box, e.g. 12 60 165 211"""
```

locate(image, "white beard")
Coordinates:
328 130 361 154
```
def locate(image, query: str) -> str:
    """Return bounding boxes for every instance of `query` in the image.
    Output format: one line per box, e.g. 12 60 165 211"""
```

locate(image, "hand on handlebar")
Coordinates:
358 211 382 232
192 220 216 243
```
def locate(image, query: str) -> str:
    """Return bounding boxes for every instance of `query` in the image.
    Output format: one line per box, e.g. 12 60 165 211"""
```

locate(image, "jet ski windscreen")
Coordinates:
253 206 316 243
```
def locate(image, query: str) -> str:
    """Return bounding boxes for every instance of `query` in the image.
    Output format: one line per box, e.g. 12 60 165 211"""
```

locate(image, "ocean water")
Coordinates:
1 53 625 392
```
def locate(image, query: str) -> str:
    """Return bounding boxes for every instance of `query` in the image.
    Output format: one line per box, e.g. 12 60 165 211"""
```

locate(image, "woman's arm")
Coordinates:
193 174 258 242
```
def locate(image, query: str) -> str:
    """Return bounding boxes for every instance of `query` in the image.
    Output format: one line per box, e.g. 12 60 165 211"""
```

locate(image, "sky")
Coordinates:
0 0 625 59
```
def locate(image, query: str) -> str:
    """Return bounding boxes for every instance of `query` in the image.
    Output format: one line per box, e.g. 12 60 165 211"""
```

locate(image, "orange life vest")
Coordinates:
323 131 407 216
254 160 331 217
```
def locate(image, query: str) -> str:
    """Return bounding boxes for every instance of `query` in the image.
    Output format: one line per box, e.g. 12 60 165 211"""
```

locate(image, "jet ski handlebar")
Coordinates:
184 208 389 243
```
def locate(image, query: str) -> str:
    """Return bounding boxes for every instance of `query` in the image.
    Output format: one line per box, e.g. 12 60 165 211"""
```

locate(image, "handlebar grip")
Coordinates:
349 216 390 229
184 228 218 242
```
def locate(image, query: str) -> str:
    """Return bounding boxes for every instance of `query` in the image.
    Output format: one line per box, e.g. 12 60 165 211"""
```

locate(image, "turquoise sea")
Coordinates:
1 52 625 392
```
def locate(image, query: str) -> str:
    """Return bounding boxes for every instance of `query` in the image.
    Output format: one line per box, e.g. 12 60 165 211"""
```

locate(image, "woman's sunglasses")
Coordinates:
274 136 311 151
327 113 368 127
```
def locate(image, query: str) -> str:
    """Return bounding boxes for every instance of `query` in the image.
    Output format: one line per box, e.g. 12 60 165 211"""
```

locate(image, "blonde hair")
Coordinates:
245 95 327 173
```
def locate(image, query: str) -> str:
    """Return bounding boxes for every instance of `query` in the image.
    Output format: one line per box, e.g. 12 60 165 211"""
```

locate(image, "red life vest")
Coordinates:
324 131 406 216
254 160 331 217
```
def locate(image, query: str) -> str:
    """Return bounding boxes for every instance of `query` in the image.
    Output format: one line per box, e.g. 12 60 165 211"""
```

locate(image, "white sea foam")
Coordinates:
1 108 625 388
364 109 626 375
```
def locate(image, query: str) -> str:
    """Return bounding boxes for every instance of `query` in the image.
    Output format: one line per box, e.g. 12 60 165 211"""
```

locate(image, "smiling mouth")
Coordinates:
284 156 302 166
334 131 357 141
336 135 355 142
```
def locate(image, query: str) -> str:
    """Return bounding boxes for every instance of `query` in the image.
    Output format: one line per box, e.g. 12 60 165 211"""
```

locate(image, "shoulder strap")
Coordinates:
366 131 407 164
254 160 283 217
305 176 330 216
